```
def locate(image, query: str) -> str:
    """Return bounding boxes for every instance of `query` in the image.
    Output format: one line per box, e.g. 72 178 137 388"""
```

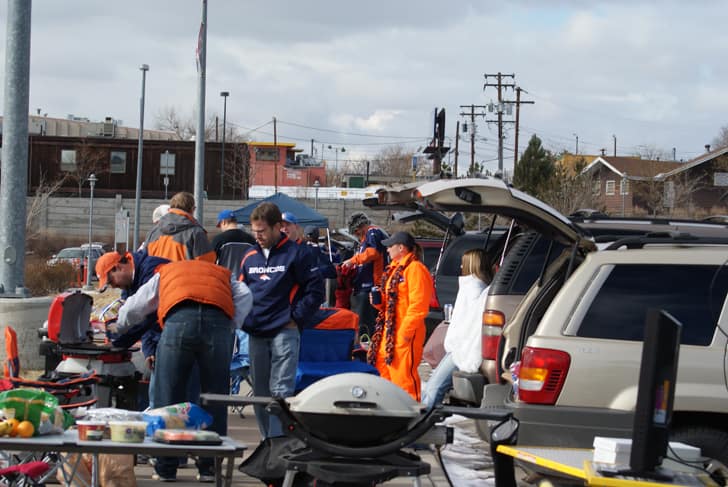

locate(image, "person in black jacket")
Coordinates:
211 209 255 257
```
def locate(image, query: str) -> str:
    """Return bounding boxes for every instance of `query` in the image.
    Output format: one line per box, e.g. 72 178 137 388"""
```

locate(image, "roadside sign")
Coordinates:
115 209 130 250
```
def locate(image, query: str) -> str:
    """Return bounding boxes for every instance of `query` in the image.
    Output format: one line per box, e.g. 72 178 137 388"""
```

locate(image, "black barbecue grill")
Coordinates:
202 372 518 487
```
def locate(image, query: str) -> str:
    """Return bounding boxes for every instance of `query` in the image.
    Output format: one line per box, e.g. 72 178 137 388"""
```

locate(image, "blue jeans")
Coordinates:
422 352 457 410
249 327 300 438
152 303 234 478
148 361 200 409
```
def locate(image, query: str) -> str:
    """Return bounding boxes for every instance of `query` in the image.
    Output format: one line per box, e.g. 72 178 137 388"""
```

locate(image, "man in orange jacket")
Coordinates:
367 231 432 401
342 212 388 336
116 259 252 482
144 191 215 262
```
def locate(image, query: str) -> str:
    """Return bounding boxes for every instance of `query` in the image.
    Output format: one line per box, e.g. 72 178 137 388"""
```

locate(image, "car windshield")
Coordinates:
57 248 83 258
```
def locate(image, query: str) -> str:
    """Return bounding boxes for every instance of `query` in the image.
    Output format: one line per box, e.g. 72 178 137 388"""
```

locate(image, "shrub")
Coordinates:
24 256 79 296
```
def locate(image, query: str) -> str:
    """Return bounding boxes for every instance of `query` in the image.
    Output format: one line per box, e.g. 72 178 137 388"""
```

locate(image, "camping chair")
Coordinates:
0 461 51 486
295 308 379 393
217 242 253 280
4 326 99 410
230 329 253 418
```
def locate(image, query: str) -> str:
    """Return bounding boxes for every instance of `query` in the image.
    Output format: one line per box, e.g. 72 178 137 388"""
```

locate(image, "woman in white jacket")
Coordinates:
422 248 492 409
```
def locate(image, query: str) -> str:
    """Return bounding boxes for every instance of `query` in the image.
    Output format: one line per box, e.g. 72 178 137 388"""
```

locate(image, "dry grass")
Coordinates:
24 256 79 296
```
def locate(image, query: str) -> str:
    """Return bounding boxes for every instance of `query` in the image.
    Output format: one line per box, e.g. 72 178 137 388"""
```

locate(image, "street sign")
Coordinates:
411 155 418 171
115 209 130 250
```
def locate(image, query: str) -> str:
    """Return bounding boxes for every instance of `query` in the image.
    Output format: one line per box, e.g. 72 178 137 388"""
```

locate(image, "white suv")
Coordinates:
489 236 728 464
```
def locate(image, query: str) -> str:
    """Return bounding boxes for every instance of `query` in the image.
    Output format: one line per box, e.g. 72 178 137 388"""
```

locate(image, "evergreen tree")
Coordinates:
513 135 555 198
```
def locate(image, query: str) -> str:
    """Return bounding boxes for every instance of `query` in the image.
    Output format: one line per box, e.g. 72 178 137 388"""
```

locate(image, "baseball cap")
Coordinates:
281 212 298 225
152 204 170 224
347 212 370 234
216 209 236 227
381 231 416 248
95 251 131 291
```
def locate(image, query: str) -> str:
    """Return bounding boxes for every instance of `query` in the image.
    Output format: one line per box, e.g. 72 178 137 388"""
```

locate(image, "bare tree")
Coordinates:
371 145 415 182
541 156 599 215
633 145 670 161
65 140 109 197
670 172 706 217
223 141 254 200
26 173 67 238
711 124 728 151
154 105 224 141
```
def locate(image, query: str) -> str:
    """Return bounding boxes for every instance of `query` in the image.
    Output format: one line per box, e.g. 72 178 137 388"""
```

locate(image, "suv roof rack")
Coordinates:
605 232 728 250
570 215 728 227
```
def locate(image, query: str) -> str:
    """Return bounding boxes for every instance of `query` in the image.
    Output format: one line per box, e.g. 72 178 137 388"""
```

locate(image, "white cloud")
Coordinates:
0 0 726 168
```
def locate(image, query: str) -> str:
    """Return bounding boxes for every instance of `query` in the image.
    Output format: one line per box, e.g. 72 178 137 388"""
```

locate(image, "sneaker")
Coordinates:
196 473 215 483
151 473 176 482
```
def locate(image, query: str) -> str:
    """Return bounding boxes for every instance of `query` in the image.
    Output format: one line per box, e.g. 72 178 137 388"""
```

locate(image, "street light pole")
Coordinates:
313 179 320 210
85 173 97 289
327 145 346 173
220 91 229 198
163 149 170 199
133 63 149 251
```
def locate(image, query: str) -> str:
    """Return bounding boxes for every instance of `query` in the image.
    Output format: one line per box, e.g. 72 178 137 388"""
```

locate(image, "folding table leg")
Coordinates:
282 470 297 487
224 455 235 487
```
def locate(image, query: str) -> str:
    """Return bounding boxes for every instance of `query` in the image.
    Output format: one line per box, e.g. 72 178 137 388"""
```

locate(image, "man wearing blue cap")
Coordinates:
281 211 303 242
211 209 255 259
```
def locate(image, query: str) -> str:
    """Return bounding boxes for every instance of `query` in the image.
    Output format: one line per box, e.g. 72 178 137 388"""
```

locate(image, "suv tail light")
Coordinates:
518 346 570 405
482 310 505 360
429 279 440 309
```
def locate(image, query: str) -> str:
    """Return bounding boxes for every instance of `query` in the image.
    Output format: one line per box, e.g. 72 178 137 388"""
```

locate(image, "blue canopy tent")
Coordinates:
232 192 329 227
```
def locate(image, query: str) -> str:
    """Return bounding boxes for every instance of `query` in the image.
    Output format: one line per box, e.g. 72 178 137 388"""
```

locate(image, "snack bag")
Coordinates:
0 388 75 435
142 402 212 436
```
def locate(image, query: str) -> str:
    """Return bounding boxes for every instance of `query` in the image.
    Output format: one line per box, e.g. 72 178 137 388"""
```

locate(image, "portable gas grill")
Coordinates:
38 290 140 408
203 372 519 487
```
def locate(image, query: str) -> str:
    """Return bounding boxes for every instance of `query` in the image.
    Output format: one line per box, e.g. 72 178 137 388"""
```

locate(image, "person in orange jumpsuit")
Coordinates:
367 231 433 401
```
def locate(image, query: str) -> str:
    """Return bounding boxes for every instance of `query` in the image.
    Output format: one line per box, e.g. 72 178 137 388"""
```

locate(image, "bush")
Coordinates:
26 233 76 259
24 256 79 296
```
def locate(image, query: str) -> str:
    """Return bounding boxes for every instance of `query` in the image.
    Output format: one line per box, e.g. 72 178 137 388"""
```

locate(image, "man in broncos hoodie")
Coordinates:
240 202 324 439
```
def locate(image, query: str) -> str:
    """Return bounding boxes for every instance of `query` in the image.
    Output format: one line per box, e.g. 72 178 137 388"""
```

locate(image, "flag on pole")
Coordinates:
195 21 205 72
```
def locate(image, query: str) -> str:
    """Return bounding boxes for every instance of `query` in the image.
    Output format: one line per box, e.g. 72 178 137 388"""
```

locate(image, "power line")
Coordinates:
276 118 425 139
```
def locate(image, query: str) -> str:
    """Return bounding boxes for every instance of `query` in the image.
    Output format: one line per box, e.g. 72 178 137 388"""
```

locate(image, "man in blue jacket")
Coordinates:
240 202 324 439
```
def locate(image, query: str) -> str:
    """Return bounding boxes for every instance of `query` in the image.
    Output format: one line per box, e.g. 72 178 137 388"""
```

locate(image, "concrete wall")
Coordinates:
29 194 394 243
0 296 53 371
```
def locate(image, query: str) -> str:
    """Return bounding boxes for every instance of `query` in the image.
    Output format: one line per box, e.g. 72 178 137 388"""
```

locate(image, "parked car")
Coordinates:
484 234 728 465
47 245 106 279
370 178 728 464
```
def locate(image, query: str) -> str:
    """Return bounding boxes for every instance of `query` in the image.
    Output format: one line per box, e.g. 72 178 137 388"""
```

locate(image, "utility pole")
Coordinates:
454 121 460 178
273 116 278 194
484 73 515 173
613 134 617 157
193 0 207 224
469 105 475 175
458 104 488 177
513 86 534 169
310 138 314 158
0 0 32 296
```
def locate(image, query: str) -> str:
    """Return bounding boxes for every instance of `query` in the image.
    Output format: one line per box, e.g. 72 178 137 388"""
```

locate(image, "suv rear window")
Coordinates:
576 264 728 345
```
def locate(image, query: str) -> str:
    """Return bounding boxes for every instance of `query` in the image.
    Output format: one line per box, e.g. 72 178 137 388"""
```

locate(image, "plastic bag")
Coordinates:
142 402 212 436
82 407 143 423
0 388 74 435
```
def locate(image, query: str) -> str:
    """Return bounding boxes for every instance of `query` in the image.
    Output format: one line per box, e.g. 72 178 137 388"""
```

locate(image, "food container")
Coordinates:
108 421 147 443
76 420 107 441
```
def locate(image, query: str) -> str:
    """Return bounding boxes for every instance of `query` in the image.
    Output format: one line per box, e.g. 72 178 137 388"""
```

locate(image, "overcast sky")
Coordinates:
1 0 727 176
